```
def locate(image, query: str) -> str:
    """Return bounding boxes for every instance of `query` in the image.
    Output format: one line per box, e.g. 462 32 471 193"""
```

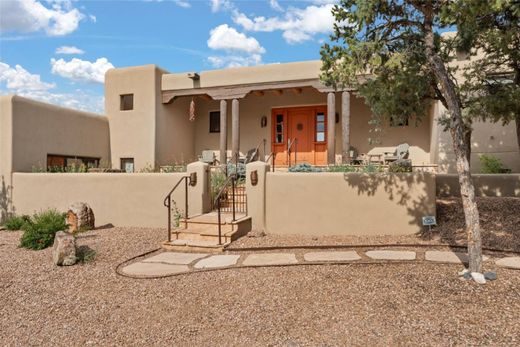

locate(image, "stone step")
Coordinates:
162 239 229 253
181 212 248 225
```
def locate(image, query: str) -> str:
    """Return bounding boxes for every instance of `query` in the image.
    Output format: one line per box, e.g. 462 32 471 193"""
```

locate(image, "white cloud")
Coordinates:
50 57 114 84
233 4 335 44
0 0 86 36
55 46 85 55
269 0 283 12
210 0 233 12
0 62 55 92
207 54 262 68
0 61 103 114
208 24 265 54
174 0 191 8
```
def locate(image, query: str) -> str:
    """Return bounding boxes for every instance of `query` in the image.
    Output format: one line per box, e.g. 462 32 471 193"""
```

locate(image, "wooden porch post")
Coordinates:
232 98 240 163
341 91 351 164
219 100 227 165
327 92 336 165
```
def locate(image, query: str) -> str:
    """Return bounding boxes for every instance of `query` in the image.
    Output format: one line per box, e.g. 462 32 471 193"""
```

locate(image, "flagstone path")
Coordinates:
120 249 520 278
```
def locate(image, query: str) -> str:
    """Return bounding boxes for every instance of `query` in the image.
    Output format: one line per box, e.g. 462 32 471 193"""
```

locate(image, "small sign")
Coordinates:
422 216 437 226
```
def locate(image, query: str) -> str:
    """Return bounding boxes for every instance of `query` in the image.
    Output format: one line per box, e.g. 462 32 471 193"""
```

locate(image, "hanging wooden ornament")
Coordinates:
189 98 196 122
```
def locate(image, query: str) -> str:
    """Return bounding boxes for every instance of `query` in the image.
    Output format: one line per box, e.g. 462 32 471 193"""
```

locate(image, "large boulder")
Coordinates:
67 202 95 233
52 231 77 266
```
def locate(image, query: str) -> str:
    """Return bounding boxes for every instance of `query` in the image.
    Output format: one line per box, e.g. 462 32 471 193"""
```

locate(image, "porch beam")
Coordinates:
327 92 336 165
162 78 349 103
292 88 303 95
253 90 264 97
232 99 240 163
219 100 227 166
341 91 351 164
271 89 283 96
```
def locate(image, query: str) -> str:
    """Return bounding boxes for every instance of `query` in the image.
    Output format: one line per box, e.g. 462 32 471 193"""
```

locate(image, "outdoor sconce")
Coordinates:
261 116 267 128
189 172 197 186
250 170 258 186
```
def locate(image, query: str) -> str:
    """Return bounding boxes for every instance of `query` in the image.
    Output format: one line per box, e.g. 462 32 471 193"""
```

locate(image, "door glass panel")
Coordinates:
315 112 326 142
275 114 284 143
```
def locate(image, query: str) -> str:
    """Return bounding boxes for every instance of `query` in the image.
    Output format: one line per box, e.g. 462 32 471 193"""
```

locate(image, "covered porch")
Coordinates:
162 64 434 170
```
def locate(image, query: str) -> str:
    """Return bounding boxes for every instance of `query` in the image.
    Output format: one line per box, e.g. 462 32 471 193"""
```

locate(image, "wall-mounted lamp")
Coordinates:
261 116 267 128
189 172 197 186
250 170 258 186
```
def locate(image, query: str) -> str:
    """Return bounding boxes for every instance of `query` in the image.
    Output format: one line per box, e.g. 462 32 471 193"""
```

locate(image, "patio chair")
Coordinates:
239 148 259 165
384 143 410 163
199 150 217 165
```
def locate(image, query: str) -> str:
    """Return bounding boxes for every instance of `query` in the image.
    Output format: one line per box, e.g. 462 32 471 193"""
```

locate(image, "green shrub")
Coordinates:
480 155 506 173
388 159 413 173
361 163 384 173
327 165 357 172
288 163 323 172
2 215 31 231
19 209 68 250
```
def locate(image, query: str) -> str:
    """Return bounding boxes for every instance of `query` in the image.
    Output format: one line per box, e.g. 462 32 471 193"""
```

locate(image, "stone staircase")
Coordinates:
162 212 252 252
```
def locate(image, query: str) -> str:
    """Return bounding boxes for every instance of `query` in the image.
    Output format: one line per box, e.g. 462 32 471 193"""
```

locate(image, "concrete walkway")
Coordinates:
120 249 520 278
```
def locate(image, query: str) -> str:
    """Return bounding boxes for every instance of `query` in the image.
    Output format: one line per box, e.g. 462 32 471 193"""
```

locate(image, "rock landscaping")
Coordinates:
2 227 520 345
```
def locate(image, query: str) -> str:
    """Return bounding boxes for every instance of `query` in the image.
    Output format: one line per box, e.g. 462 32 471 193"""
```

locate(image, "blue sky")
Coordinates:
0 0 336 113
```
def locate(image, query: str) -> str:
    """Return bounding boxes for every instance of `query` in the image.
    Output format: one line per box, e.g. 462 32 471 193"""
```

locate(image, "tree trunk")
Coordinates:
464 125 472 165
424 10 482 273
515 114 520 157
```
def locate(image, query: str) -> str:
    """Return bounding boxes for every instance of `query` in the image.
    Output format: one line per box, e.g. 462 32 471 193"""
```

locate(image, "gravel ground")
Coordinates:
232 197 520 251
2 226 520 346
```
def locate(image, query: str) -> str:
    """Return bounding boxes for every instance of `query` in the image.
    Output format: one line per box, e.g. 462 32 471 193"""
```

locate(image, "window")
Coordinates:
120 94 134 111
209 111 220 133
275 114 284 143
46 154 100 171
390 116 409 127
121 158 134 173
315 113 326 142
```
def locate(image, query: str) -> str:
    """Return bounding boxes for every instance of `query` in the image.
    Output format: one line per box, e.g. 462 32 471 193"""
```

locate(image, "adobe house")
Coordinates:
105 61 519 173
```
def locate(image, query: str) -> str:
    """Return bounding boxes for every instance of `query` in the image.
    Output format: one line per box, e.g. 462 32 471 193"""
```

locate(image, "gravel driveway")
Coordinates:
1 227 520 346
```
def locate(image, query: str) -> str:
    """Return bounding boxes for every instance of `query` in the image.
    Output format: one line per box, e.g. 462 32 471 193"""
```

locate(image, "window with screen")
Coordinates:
209 111 220 133
316 113 326 142
120 94 134 111
121 158 134 173
275 114 284 143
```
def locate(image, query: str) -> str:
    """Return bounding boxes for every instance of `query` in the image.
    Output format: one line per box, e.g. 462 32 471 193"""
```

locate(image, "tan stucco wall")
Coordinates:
437 174 520 197
162 60 322 91
433 102 520 173
263 172 436 236
11 173 186 228
0 95 110 221
8 95 110 172
190 89 432 164
107 65 196 170
11 162 208 228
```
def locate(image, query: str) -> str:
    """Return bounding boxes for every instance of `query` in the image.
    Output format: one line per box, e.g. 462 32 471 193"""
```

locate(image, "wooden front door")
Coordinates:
271 106 327 166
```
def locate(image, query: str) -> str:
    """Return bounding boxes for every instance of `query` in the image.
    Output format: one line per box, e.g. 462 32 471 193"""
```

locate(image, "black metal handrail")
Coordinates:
287 138 298 167
213 172 237 245
265 151 276 172
164 175 190 242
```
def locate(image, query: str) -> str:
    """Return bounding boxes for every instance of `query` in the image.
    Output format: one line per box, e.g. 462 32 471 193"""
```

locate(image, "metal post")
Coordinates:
217 200 222 245
232 174 236 222
295 139 298 165
273 153 276 172
184 177 188 228
167 197 171 242
263 139 266 162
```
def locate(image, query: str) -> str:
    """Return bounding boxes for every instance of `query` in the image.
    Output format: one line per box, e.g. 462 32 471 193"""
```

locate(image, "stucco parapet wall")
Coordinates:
437 174 520 197
161 60 323 91
105 64 169 80
3 94 107 119
11 172 197 228
264 172 436 236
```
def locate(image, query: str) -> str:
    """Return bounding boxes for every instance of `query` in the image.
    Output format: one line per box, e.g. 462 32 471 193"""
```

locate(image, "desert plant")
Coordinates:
226 162 246 178
19 209 68 250
211 170 228 201
288 163 322 172
480 155 506 174
2 214 31 231
388 159 413 173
